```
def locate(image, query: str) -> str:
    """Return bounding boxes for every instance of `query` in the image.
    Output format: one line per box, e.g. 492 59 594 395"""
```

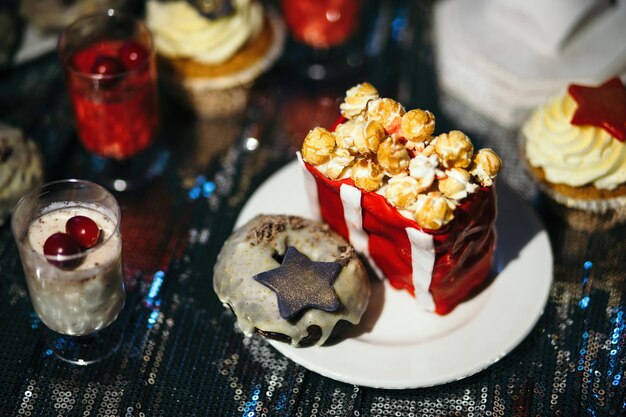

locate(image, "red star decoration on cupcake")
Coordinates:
568 77 626 142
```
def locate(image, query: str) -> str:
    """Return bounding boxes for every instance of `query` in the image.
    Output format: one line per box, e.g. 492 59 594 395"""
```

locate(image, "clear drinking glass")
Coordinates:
58 11 165 191
11 179 125 365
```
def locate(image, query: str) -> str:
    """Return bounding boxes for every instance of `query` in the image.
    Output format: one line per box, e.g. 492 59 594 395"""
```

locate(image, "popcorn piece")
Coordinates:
326 148 355 180
351 157 385 192
414 191 454 230
334 118 385 156
378 138 410 175
334 119 360 153
438 168 478 201
340 83 380 119
408 153 439 192
423 137 438 157
399 109 435 143
356 120 385 155
302 127 336 165
366 98 405 134
405 140 427 155
434 130 474 169
470 148 502 187
385 175 420 209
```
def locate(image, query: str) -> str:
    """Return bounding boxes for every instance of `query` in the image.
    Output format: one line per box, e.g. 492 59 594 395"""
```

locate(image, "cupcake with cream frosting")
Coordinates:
146 0 285 118
522 77 626 215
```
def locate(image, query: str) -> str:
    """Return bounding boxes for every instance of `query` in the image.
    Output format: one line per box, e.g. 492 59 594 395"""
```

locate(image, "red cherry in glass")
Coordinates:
66 215 101 249
43 232 82 269
90 55 124 76
119 41 149 70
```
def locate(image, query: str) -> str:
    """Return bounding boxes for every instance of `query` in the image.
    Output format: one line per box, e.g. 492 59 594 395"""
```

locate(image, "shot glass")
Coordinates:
58 11 165 191
11 179 125 364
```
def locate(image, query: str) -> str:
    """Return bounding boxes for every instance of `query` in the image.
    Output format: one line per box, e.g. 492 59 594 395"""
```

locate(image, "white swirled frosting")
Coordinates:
146 0 264 64
523 93 626 190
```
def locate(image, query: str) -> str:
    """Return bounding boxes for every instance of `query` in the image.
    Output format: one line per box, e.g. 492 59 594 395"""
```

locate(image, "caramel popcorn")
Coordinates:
434 130 474 169
470 148 502 187
340 82 379 119
351 157 384 192
334 119 360 153
385 175 420 209
366 98 405 134
378 138 410 175
414 192 454 230
301 82 503 231
326 148 355 180
355 120 385 155
409 154 439 192
302 127 336 165
399 109 435 143
438 168 478 201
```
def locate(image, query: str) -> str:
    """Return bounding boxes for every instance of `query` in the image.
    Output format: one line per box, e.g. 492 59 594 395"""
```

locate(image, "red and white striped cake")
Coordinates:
300 83 502 315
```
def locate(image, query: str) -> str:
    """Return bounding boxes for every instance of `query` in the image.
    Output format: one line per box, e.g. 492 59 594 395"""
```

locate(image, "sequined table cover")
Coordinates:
1 3 625 416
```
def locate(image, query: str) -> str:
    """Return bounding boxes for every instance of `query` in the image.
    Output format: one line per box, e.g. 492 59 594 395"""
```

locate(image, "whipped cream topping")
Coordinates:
146 0 264 64
524 93 626 190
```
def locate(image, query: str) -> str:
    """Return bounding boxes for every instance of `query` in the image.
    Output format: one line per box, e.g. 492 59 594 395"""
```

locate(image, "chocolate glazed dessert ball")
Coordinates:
213 215 370 347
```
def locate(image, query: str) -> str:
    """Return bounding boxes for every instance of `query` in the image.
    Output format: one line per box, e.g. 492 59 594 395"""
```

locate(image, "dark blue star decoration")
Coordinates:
253 246 342 320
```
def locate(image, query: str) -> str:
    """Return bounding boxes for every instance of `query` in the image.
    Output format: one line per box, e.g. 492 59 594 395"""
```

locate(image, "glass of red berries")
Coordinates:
58 11 163 190
11 179 126 365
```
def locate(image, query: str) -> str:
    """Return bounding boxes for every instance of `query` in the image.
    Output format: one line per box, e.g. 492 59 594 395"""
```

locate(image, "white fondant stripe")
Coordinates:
339 184 384 279
405 227 436 311
297 152 321 221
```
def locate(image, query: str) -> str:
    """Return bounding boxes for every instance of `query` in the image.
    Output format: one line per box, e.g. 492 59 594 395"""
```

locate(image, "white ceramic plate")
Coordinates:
236 160 553 389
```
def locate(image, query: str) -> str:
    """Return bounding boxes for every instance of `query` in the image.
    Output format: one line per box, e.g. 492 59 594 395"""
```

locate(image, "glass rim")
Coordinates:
57 9 155 81
12 178 122 263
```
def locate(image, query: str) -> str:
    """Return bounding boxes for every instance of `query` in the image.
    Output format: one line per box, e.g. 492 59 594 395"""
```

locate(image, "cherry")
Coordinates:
119 41 149 70
90 55 124 76
66 215 101 249
43 232 82 269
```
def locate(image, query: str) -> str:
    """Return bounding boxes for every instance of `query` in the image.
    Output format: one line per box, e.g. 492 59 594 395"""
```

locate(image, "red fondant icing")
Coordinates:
568 77 626 142
304 161 497 315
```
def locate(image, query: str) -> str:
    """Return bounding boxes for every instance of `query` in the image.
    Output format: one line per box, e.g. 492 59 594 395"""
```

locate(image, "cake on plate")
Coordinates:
300 83 502 315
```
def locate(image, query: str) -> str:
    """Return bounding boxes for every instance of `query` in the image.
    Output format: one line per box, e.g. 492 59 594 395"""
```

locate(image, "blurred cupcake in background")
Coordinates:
0 123 44 226
522 77 626 229
146 0 285 119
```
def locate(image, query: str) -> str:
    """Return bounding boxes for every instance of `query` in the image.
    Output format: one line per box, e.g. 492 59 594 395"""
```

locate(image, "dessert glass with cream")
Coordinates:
11 179 125 365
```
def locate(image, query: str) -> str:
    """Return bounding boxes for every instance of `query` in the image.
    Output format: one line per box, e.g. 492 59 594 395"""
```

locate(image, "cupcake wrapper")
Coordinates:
542 196 626 231
535 179 626 213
